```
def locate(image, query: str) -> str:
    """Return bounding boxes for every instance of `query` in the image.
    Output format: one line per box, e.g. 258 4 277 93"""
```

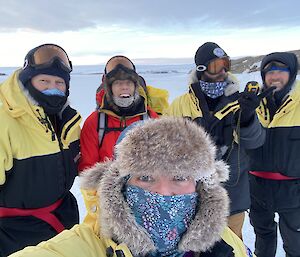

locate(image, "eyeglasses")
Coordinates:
105 56 135 74
196 57 231 75
262 61 289 73
24 44 72 72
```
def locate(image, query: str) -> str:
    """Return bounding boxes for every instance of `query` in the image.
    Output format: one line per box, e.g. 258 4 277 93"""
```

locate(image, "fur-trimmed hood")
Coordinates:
188 68 240 97
81 117 230 256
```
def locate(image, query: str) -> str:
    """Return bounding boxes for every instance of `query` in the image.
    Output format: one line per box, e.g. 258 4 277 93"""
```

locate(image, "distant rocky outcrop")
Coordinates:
231 50 300 74
0 73 6 76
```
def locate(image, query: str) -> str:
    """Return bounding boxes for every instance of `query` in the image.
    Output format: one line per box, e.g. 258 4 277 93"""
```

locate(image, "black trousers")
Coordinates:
249 175 300 257
0 193 79 257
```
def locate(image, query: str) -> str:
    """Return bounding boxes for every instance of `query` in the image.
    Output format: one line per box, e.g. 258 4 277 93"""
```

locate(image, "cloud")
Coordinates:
1 0 300 32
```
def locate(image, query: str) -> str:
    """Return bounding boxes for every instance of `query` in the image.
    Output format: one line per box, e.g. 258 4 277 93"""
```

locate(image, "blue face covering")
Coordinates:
199 80 228 99
42 88 65 97
123 185 198 257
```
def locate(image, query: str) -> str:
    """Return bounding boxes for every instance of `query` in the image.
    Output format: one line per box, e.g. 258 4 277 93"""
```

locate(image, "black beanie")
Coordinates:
194 42 228 66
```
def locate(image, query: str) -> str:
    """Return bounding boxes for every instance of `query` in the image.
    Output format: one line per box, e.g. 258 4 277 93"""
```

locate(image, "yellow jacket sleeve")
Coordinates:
164 93 202 119
0 108 14 185
9 224 134 257
146 85 169 115
80 189 100 235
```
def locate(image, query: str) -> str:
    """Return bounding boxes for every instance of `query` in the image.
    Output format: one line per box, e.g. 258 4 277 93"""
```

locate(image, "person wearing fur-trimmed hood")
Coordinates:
165 42 265 240
9 117 253 257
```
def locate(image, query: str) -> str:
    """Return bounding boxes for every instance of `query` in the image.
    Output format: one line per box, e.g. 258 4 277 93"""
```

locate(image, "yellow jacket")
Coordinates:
248 80 300 177
9 223 253 257
0 70 81 185
9 180 254 257
0 70 82 256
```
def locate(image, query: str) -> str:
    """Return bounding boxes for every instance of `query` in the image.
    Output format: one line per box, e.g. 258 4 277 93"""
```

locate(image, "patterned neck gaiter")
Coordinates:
123 185 198 257
199 80 228 99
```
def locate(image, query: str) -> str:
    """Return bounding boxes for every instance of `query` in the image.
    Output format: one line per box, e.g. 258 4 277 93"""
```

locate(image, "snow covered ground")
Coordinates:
1 64 294 256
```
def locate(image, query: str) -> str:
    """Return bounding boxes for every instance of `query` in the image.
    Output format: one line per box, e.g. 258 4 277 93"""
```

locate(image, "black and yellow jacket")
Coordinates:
248 80 300 177
0 70 81 256
165 70 265 215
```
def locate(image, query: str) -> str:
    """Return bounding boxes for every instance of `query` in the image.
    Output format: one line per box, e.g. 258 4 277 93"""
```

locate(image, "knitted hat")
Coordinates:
81 117 230 256
194 42 229 80
194 42 228 67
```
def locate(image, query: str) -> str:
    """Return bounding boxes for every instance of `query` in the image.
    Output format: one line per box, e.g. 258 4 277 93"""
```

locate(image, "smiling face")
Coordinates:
264 70 290 92
31 74 66 93
127 174 196 196
111 79 135 98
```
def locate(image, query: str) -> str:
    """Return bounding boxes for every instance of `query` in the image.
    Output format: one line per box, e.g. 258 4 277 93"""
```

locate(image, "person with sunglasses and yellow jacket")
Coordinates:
247 52 300 257
165 42 266 241
0 44 81 256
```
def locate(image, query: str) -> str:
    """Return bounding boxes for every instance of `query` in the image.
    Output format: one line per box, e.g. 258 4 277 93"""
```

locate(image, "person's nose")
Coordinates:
48 81 58 89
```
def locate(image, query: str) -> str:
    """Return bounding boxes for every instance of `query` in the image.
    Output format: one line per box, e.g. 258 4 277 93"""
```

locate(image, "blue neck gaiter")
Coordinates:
42 88 66 96
199 80 228 99
123 185 198 257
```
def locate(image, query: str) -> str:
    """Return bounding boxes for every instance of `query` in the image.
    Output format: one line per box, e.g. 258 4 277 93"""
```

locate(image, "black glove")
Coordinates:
237 86 276 126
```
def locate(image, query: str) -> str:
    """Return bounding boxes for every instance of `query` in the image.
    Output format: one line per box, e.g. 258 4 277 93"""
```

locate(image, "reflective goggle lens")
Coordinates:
105 56 135 74
31 44 72 72
207 57 230 74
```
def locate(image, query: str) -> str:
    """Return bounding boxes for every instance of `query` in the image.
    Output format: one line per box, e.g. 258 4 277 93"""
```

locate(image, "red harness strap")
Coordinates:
0 199 64 233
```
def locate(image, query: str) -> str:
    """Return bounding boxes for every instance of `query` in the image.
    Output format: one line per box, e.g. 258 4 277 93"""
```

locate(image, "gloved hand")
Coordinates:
237 86 275 126
237 92 260 125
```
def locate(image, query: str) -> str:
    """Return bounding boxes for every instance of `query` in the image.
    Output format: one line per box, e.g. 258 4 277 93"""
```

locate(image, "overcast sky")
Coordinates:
1 0 300 66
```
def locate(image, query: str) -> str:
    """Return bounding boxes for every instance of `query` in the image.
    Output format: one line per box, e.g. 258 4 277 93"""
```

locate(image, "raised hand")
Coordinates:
237 85 276 126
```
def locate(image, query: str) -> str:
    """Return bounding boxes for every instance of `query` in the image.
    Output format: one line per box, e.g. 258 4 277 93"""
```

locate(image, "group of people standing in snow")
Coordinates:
0 41 299 257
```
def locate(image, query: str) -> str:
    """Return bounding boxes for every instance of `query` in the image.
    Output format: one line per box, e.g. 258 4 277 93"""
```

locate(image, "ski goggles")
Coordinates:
196 57 231 75
105 64 138 81
262 61 289 73
24 44 72 72
105 56 136 74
